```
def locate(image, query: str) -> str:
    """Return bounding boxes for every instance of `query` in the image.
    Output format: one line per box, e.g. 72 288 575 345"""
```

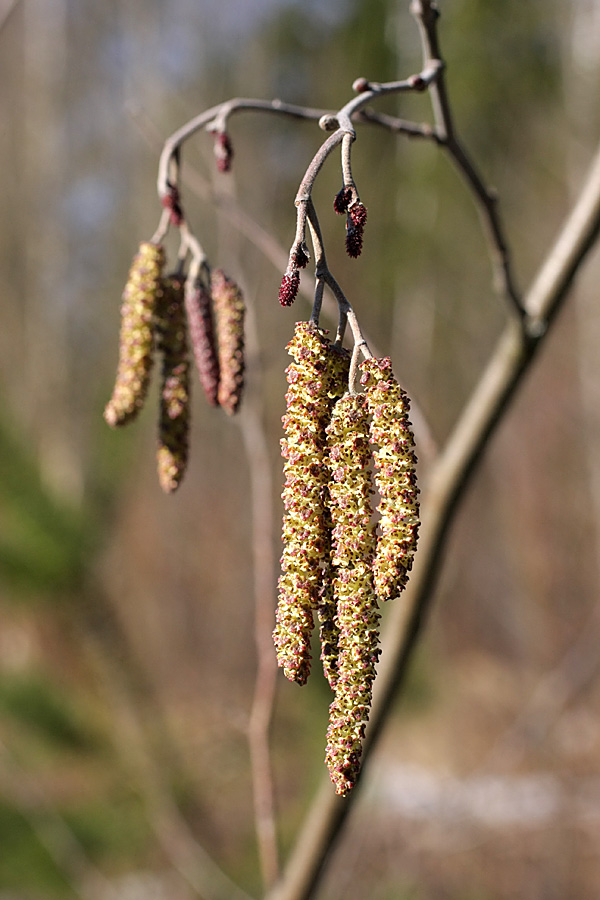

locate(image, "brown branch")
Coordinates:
265 138 600 900
411 0 525 322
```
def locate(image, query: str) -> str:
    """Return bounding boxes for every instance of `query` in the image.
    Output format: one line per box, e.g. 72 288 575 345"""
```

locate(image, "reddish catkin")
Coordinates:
155 276 190 493
213 131 234 173
278 269 300 307
324 393 380 796
184 277 220 407
360 357 420 600
104 241 165 428
274 324 347 685
211 269 245 415
345 201 367 259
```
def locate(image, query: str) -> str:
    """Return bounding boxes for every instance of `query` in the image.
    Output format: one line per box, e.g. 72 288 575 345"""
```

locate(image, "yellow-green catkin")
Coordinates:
104 242 165 427
360 357 420 600
317 347 351 690
324 393 380 796
156 275 190 493
211 268 245 415
274 323 347 685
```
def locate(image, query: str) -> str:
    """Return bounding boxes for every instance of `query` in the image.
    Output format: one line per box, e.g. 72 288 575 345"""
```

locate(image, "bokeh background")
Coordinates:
1 0 600 898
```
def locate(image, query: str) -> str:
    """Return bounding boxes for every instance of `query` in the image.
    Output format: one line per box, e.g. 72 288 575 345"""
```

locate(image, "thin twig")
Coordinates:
411 0 525 322
157 99 330 200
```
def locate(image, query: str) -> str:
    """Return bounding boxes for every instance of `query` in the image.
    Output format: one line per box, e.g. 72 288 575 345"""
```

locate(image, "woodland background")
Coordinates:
1 0 600 898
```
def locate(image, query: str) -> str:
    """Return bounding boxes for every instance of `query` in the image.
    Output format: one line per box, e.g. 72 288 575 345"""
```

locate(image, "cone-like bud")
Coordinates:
156 275 190 493
324 393 380 796
345 202 367 259
211 269 245 415
213 131 234 173
279 269 300 307
333 186 353 215
360 357 420 600
161 184 183 226
185 277 220 406
274 324 348 685
104 242 164 428
293 244 310 269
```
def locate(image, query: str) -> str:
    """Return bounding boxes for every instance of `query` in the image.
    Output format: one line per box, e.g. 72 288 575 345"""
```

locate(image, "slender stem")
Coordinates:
295 132 346 204
340 132 355 189
358 109 439 140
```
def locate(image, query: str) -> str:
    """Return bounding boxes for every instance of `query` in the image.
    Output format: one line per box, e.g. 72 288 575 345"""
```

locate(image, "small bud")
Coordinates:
279 269 300 307
213 131 234 173
292 243 310 269
211 269 245 415
333 187 353 215
319 114 339 132
161 183 184 226
184 278 220 406
104 242 164 428
409 73 426 91
352 77 370 93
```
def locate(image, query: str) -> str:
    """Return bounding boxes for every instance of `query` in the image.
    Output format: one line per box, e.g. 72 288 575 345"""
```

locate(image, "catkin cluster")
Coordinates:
274 328 420 795
104 243 245 492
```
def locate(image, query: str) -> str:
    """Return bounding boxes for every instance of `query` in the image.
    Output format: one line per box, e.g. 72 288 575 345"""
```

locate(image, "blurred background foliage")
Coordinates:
1 0 600 898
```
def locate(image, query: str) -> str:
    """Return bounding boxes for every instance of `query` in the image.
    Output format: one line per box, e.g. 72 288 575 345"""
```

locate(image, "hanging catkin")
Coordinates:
104 242 164 427
323 393 380 796
211 269 245 415
185 276 220 407
155 275 190 493
361 357 420 600
273 323 347 685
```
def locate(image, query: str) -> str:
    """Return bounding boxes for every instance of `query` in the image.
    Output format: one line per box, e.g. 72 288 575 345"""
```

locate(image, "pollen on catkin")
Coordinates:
211 269 245 415
316 345 351 689
274 323 348 685
155 275 190 493
104 241 164 428
185 277 220 407
360 357 420 601
324 393 380 796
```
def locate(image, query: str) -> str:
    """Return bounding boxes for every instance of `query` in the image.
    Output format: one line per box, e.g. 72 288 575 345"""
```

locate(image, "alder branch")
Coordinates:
265 137 600 900
411 0 524 322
